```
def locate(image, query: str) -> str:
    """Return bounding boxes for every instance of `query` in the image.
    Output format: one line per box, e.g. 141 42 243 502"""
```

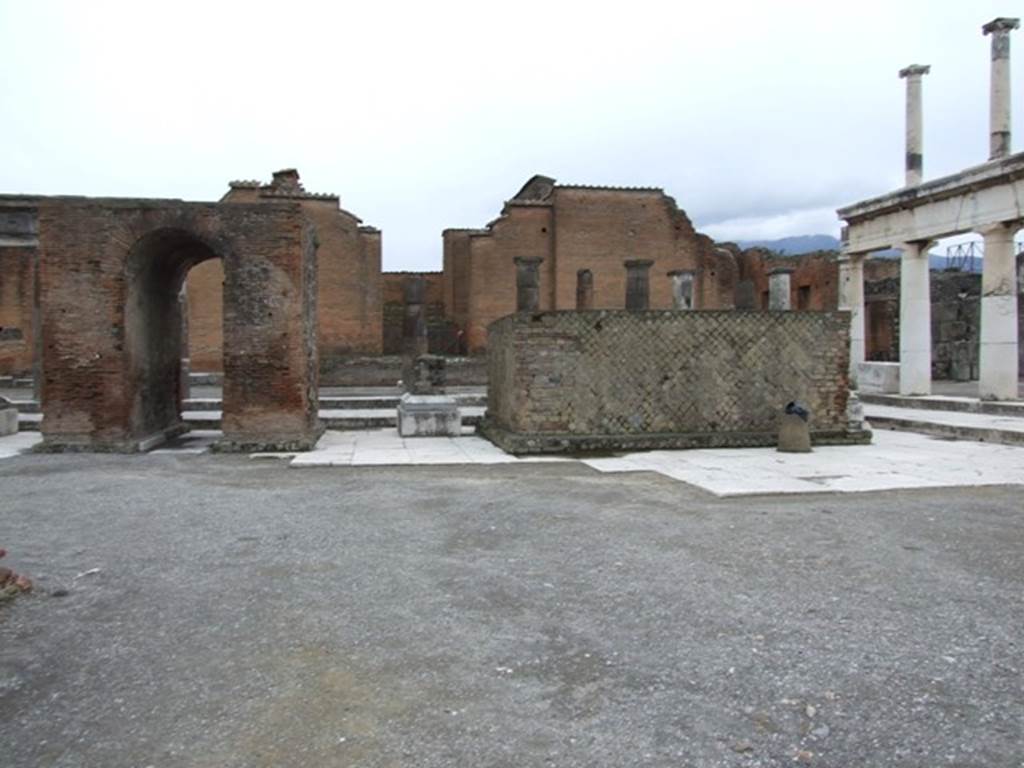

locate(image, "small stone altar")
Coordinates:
397 355 461 437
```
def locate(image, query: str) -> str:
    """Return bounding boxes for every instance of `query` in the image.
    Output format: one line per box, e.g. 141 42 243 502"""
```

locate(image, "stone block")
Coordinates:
857 361 900 394
0 398 17 437
778 406 811 453
397 394 461 437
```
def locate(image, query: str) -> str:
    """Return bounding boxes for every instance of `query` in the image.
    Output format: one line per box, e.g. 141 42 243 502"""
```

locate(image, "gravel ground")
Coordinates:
0 453 1021 767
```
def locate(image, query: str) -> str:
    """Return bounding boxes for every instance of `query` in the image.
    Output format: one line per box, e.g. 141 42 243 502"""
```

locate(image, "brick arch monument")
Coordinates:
37 197 322 452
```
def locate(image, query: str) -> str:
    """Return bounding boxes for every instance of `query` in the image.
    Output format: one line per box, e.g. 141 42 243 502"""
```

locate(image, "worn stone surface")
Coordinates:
0 397 17 436
36 198 321 452
396 393 461 437
481 310 867 454
1 456 1022 766
777 412 811 453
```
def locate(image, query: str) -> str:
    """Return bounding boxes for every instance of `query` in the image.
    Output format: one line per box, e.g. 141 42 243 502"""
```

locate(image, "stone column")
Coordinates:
898 64 930 186
838 252 866 382
768 268 793 311
178 284 190 403
899 241 933 395
668 269 696 310
514 257 544 312
575 269 594 310
978 222 1021 400
624 260 653 310
982 18 1019 160
403 275 428 357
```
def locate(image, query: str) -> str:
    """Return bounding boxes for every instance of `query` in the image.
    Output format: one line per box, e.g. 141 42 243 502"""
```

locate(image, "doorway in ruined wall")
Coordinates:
124 228 221 443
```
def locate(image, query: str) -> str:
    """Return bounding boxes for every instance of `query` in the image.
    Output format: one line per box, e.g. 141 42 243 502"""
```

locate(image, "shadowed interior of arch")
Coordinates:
124 228 220 442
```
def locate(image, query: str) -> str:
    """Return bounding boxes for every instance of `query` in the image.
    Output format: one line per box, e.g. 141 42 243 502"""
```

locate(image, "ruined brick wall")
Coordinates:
38 199 320 452
446 181 735 354
188 172 382 373
464 206 554 352
0 246 35 376
551 188 707 311
734 249 840 310
482 310 861 453
442 230 474 340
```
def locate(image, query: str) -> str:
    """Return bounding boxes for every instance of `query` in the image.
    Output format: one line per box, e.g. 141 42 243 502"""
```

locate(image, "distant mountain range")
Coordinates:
732 235 983 273
734 235 842 254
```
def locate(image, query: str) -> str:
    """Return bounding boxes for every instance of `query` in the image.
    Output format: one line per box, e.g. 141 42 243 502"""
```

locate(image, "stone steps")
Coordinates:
860 392 1024 416
864 403 1024 446
182 407 486 431
17 408 486 432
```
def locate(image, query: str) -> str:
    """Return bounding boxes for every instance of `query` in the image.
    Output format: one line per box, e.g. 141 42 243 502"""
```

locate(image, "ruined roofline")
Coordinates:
442 227 491 236
557 183 664 193
503 199 553 208
358 225 380 234
258 189 341 202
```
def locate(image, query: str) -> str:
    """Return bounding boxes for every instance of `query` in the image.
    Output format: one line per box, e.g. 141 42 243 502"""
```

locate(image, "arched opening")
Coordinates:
124 228 221 444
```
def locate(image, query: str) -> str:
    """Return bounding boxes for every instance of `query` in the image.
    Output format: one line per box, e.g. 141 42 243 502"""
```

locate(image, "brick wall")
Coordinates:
734 249 840 310
480 310 866 454
186 172 382 374
443 180 738 354
0 246 35 376
37 199 320 452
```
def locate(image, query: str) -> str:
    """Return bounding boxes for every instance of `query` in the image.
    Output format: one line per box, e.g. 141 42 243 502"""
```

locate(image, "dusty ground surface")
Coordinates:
0 453 1021 767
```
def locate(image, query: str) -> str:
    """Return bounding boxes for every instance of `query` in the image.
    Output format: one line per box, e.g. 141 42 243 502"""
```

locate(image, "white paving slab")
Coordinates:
0 431 42 459
289 428 566 468
5 424 1024 498
579 429 1024 496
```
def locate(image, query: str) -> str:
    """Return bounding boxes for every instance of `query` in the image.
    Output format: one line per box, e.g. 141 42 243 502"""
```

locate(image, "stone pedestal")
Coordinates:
778 411 811 454
397 354 462 437
397 394 461 437
0 398 18 437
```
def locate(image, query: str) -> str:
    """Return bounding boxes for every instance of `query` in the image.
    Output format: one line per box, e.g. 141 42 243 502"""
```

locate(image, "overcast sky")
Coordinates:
1 1 1020 269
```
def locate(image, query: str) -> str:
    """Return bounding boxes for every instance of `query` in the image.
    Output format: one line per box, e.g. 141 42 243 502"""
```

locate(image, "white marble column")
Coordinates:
978 222 1021 399
899 241 933 395
983 17 1019 160
898 64 930 186
768 268 793 311
839 252 866 381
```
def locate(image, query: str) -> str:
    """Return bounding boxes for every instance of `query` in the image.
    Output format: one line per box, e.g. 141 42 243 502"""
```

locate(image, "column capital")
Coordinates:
623 259 654 269
976 219 1024 237
666 269 696 278
898 63 931 79
767 266 795 276
982 17 1019 36
513 256 544 267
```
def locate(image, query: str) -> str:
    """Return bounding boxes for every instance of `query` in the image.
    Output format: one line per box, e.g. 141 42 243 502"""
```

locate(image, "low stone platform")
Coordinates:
864 402 1024 446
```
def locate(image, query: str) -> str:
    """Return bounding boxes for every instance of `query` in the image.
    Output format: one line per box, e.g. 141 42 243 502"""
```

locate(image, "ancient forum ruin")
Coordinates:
0 17 1021 454
4 10 1024 767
